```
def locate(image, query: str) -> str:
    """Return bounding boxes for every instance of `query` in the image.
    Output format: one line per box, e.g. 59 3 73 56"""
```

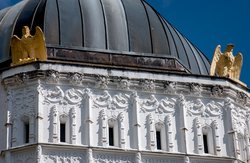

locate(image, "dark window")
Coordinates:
203 134 209 153
60 123 66 142
24 123 29 143
156 131 162 150
109 127 114 146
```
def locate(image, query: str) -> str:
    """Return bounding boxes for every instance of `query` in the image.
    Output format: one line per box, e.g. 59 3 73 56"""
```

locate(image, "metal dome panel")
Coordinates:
0 0 211 75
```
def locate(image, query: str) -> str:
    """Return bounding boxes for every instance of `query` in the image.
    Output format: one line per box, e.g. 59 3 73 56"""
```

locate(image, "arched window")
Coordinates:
155 122 166 150
202 125 215 154
59 114 69 143
108 118 118 147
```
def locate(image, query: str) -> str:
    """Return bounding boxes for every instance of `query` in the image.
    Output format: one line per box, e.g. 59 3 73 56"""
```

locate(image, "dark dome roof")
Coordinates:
0 0 210 75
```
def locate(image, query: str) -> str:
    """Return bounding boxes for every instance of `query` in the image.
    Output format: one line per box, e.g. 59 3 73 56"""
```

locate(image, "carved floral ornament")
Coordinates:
93 91 130 110
185 99 223 118
4 68 249 105
140 95 176 114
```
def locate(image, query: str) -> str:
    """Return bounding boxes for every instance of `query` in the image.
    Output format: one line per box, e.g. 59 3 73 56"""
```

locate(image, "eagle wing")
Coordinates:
210 45 222 76
11 35 23 64
33 26 47 61
231 52 242 80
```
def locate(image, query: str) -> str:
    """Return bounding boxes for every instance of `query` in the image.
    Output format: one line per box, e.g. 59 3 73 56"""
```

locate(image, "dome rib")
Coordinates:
44 0 60 45
156 13 171 55
160 17 178 58
140 0 154 54
30 0 46 31
144 1 170 55
184 38 202 74
101 0 129 51
120 0 131 51
171 24 191 69
77 0 85 47
98 0 108 49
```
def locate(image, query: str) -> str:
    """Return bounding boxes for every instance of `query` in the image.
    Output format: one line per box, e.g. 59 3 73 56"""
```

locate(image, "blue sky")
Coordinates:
1 0 250 86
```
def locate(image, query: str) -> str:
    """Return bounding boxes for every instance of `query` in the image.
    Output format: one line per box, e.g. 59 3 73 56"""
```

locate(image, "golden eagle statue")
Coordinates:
11 26 47 66
210 44 244 85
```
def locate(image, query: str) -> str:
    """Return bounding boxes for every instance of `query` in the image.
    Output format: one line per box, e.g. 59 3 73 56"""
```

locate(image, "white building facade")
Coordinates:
0 63 249 163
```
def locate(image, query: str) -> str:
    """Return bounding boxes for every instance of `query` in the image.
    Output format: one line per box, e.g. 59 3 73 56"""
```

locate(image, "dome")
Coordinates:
0 0 210 75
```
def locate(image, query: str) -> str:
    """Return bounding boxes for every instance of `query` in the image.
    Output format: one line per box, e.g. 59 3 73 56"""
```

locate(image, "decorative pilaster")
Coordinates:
212 120 221 156
51 107 58 143
225 98 240 158
100 109 108 146
184 156 190 163
194 117 203 154
147 114 156 150
136 152 142 163
178 94 188 153
83 88 93 146
245 131 250 163
71 108 77 144
37 83 44 143
37 145 42 163
87 148 93 163
165 115 174 152
130 91 141 149
29 112 36 143
234 128 241 159
118 112 125 148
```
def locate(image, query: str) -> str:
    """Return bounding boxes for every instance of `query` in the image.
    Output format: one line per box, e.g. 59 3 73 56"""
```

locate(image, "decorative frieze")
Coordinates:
12 150 36 163
186 99 222 118
3 69 250 107
68 72 83 85
46 70 60 83
236 91 248 106
189 83 202 96
93 152 134 163
140 95 176 114
211 85 224 97
164 81 176 94
119 78 131 90
142 156 183 163
93 91 129 110
43 149 85 163
96 75 109 89
41 86 83 106
141 80 155 92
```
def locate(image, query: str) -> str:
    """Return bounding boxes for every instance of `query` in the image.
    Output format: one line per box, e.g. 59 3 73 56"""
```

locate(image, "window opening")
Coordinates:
203 134 209 153
109 127 114 146
24 123 29 143
60 123 66 142
156 131 162 150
